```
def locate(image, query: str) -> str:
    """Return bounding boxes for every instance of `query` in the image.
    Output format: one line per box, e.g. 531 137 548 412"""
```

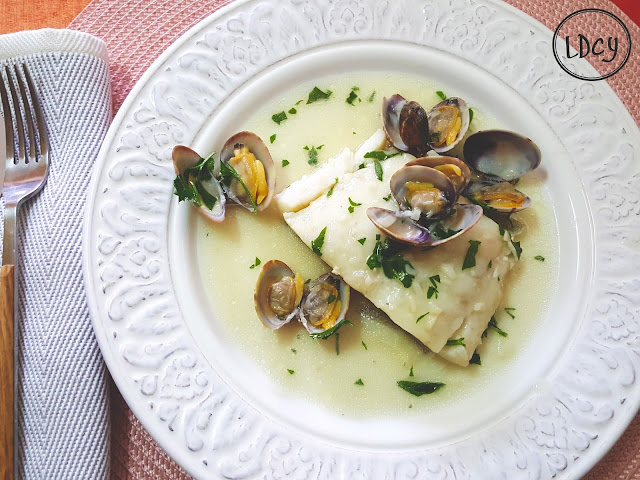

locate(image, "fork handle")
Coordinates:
0 264 14 479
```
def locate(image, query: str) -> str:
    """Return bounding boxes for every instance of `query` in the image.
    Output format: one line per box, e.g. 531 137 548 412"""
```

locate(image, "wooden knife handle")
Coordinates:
0 265 14 479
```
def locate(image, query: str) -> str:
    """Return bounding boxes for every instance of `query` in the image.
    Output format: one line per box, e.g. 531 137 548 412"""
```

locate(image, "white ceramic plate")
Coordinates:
83 0 640 478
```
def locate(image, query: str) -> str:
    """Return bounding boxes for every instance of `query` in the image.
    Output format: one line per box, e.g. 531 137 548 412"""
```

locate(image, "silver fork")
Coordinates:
0 64 49 479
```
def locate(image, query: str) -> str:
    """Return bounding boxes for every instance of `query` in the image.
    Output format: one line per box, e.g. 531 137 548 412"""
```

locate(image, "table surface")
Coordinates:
2 1 640 479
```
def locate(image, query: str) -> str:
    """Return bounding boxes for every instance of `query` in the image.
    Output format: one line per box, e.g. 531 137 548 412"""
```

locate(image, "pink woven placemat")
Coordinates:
69 1 640 478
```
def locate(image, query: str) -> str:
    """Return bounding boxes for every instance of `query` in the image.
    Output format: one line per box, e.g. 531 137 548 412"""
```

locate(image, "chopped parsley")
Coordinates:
304 145 320 166
470 352 481 365
364 150 400 162
374 160 383 181
469 108 474 123
397 380 445 396
269 134 276 144
304 278 311 284
361 341 368 350
436 90 447 101
307 86 332 104
416 312 429 323
358 237 366 245
282 159 290 167
287 369 295 375
173 153 219 210
488 260 493 269
346 86 361 105
335 333 340 355
348 197 362 213
291 348 297 354
446 338 466 347
355 378 364 386
409 366 414 377
430 132 441 143
430 223 461 241
272 111 287 124
311 226 327 256
462 240 481 270
327 294 337 304
309 319 353 340
358 163 365 170
288 107 297 115
368 91 376 102
219 161 257 212
534 255 545 262
511 239 522 259
426 275 441 299
483 316 508 338
327 178 338 197
366 236 415 288
249 257 261 269
383 193 393 202
295 99 304 105
504 307 516 319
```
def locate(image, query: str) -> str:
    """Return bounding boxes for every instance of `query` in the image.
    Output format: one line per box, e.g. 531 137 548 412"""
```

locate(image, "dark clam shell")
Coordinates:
382 94 430 155
390 165 456 219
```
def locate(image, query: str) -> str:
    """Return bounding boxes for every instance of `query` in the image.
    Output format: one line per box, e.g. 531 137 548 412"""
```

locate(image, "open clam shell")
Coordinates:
382 94 430 155
406 156 471 195
468 181 531 213
427 203 483 246
463 130 541 182
390 165 456 219
220 131 276 212
367 207 432 246
254 260 303 329
428 97 470 153
172 145 226 222
299 273 350 334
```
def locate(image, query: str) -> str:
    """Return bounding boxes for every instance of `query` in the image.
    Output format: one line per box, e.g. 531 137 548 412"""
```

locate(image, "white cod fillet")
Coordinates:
277 130 517 366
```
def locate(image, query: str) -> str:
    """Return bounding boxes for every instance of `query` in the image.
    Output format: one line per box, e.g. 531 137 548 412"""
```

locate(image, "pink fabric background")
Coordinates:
69 1 640 478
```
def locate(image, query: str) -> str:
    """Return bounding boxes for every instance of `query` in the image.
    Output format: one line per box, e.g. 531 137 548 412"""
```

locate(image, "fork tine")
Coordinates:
13 66 36 164
22 65 48 161
0 69 15 165
4 66 25 164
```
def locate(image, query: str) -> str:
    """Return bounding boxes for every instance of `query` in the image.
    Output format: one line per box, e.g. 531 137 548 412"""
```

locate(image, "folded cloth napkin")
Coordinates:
0 29 111 479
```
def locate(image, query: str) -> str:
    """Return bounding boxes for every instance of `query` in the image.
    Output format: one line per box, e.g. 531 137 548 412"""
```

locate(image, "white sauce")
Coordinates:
196 72 558 417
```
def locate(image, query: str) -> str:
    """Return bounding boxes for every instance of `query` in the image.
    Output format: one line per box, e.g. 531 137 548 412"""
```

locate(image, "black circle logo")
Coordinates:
552 9 631 81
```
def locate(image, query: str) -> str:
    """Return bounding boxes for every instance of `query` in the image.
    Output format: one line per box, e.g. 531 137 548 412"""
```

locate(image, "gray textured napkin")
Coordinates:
0 29 111 479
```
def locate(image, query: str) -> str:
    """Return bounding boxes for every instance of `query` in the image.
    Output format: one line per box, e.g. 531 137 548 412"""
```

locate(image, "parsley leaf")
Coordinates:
287 369 295 375
173 154 219 210
288 107 297 114
309 319 354 339
383 193 393 202
269 134 276 144
462 240 481 270
366 237 415 288
436 91 447 101
304 145 320 165
348 197 362 213
409 366 414 377
358 237 366 245
327 178 338 197
469 108 474 123
368 91 376 102
358 163 365 170
327 294 336 304
534 255 545 262
486 315 508 337
346 86 360 105
416 312 429 323
249 257 261 269
272 111 287 124
511 239 522 259
355 378 364 386
397 380 445 396
470 352 481 365
282 159 290 167
426 275 441 299
374 160 383 181
504 307 516 319
307 86 332 104
311 227 327 256
361 341 368 350
446 337 466 347
364 150 401 162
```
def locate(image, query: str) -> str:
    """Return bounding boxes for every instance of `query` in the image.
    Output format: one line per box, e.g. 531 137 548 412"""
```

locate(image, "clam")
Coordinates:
254 260 305 329
390 165 456 219
405 156 471 195
220 131 276 212
366 203 482 247
382 94 430 156
299 273 350 334
427 97 470 153
172 145 226 222
462 130 541 213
